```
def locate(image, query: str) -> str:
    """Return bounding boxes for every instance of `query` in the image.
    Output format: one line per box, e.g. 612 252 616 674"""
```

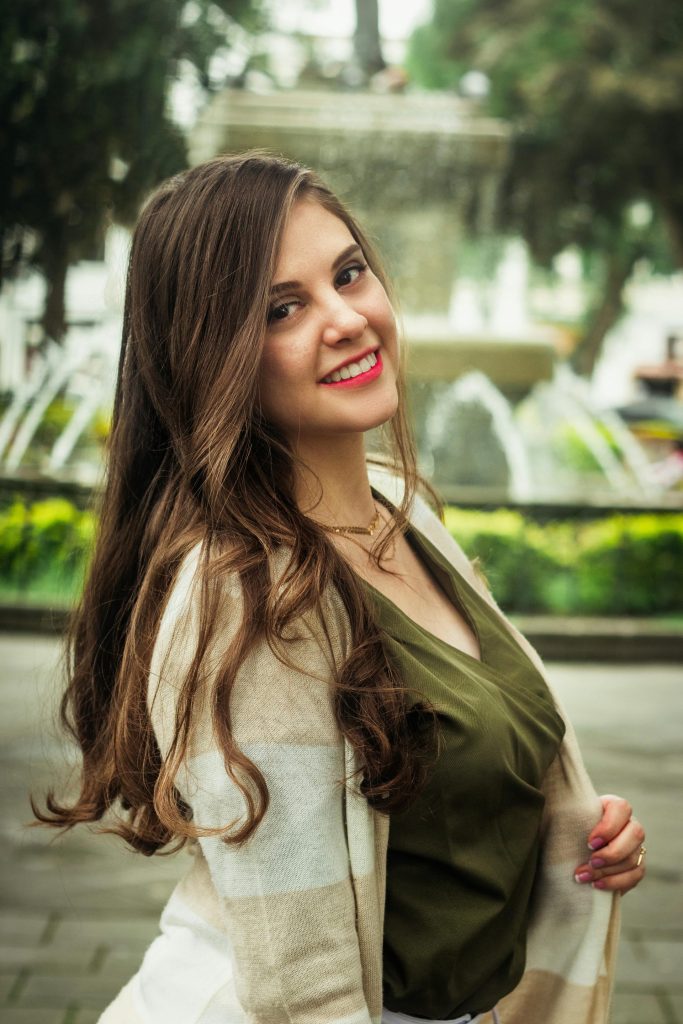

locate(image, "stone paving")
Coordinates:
0 633 681 1023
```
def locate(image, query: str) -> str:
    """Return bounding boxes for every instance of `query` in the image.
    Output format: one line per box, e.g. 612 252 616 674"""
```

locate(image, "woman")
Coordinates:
35 152 646 1024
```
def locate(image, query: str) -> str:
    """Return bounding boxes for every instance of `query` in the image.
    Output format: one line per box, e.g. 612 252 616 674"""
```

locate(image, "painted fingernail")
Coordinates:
592 880 607 889
574 871 592 883
588 837 606 850
590 857 606 868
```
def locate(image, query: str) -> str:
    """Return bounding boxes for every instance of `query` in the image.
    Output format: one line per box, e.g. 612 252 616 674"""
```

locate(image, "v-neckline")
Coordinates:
359 517 486 668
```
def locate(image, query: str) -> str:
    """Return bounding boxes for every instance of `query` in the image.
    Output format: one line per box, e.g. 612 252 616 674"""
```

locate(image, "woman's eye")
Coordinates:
336 262 367 287
267 300 299 324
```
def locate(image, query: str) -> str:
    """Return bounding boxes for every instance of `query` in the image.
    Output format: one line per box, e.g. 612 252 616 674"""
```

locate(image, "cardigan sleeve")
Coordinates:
148 548 375 1024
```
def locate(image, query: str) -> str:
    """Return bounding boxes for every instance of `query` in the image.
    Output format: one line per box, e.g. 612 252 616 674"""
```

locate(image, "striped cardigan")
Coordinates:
99 474 621 1024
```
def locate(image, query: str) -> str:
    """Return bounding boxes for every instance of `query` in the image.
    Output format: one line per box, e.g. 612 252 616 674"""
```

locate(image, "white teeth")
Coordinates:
322 351 378 384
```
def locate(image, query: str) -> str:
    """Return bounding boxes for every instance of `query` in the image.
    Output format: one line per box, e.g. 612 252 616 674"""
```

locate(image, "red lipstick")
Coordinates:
319 351 383 389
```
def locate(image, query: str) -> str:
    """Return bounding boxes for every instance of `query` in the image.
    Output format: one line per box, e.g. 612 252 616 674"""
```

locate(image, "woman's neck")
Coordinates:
293 434 377 530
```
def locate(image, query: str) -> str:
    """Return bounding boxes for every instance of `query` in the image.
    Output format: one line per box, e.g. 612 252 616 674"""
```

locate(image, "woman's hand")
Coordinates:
574 794 646 895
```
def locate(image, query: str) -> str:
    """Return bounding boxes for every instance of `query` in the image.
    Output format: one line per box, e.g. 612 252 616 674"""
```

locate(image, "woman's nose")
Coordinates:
320 294 368 346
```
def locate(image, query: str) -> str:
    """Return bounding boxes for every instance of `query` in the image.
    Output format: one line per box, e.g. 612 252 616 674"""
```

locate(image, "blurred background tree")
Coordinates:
353 0 385 80
0 0 262 346
407 0 683 375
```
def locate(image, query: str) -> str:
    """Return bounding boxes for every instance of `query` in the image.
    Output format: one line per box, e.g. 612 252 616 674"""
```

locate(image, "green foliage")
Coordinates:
407 0 683 373
408 0 683 267
92 408 112 443
445 506 683 615
0 0 264 337
572 515 683 614
0 499 681 616
405 23 463 91
0 497 95 597
444 508 559 611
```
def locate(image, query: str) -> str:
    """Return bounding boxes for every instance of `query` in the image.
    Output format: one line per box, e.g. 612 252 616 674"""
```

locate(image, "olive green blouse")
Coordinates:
363 524 566 1020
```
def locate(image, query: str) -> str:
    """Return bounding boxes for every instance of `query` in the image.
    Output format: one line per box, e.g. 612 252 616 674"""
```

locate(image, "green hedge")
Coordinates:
444 507 683 615
0 498 681 616
0 498 95 605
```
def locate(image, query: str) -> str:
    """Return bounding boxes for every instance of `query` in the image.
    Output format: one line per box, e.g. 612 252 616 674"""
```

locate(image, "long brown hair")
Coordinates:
33 151 438 854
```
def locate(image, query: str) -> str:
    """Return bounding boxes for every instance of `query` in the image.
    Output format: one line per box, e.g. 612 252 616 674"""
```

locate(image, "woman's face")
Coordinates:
257 198 400 443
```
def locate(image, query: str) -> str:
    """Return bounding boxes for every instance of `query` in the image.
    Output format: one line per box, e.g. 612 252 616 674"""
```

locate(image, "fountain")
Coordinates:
424 371 534 501
0 87 672 506
0 345 59 466
418 364 663 506
0 331 117 485
190 85 559 404
519 366 660 500
190 89 526 329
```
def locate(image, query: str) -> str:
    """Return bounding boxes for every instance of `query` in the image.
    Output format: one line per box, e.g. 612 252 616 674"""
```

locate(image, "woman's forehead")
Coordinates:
274 200 354 277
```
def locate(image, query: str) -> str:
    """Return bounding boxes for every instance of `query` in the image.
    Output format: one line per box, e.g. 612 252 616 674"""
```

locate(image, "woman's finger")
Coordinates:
587 794 633 851
575 822 647 888
591 865 645 895
583 849 644 879
588 817 646 870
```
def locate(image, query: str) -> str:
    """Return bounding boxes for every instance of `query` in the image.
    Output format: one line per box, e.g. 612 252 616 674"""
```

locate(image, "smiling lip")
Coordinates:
319 350 383 389
321 346 378 379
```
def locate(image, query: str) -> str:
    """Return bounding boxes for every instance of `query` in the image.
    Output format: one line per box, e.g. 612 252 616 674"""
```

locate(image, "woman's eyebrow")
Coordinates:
269 243 363 298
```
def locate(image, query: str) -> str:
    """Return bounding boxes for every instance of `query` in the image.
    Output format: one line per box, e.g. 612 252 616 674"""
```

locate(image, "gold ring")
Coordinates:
636 845 647 868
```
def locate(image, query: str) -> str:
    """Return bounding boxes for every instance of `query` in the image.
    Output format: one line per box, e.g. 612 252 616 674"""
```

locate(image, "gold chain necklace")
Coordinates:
323 504 381 537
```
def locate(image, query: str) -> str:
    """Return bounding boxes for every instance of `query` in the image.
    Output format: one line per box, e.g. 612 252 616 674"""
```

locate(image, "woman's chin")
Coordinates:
363 407 399 433
370 393 400 429
343 399 399 435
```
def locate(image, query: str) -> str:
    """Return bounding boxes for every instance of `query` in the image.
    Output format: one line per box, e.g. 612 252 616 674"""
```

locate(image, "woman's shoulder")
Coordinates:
151 539 240 665
150 538 351 693
148 538 349 757
154 538 349 659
